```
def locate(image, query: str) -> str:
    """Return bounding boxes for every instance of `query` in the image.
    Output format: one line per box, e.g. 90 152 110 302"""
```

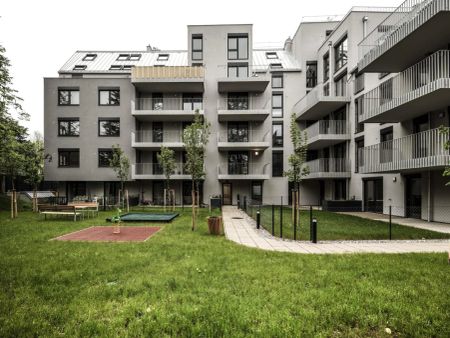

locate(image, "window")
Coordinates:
355 138 364 173
355 97 365 133
228 151 249 175
335 73 347 96
153 122 163 142
58 118 80 136
354 73 365 94
58 149 79 167
227 63 248 78
73 65 87 71
122 65 133 71
109 65 122 71
129 54 141 61
192 34 203 60
98 149 114 167
323 83 330 96
266 52 278 59
334 179 347 200
83 54 97 61
228 34 248 60
326 30 333 37
183 93 203 110
306 61 318 88
272 93 283 117
272 122 283 147
58 89 80 105
323 53 330 82
380 127 393 163
272 74 283 88
272 151 283 177
227 122 249 142
117 54 130 61
227 92 248 110
99 89 120 105
98 118 120 136
251 182 263 203
157 54 169 61
334 36 348 71
270 63 283 69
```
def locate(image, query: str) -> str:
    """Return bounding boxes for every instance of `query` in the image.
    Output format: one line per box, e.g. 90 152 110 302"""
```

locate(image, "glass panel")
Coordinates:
99 91 109 105
70 121 80 135
193 37 202 50
228 37 237 50
272 124 283 147
238 66 248 78
100 120 120 136
59 91 70 105
110 90 120 105
228 152 249 175
228 66 238 78
272 76 282 88
238 37 248 59
192 51 202 60
71 91 80 104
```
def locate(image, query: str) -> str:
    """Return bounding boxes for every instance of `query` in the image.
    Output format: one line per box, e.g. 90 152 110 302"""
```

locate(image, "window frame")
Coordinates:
227 34 249 60
306 61 318 88
58 148 80 168
334 35 348 72
98 118 120 137
272 122 284 148
157 54 169 61
58 118 80 137
72 65 87 71
82 53 97 61
323 52 330 82
192 34 203 60
271 74 283 88
272 151 284 177
265 52 278 59
271 92 283 118
98 149 114 168
58 88 80 106
98 88 120 106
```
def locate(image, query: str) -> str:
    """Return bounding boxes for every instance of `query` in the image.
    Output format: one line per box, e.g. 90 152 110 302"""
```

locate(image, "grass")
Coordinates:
0 208 449 337
247 206 450 241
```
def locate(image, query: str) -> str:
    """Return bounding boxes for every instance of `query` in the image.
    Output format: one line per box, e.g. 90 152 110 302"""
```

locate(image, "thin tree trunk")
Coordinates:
10 190 14 219
33 187 37 212
1 175 5 194
125 189 129 212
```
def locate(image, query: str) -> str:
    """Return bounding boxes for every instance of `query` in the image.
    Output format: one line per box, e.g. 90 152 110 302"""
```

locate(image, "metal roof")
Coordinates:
59 49 301 74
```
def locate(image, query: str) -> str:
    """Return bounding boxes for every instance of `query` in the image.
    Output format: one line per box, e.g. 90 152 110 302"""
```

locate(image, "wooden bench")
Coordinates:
39 205 82 221
68 202 99 218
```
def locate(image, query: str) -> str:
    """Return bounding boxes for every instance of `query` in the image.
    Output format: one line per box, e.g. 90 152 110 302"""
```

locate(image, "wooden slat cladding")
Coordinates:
132 66 204 80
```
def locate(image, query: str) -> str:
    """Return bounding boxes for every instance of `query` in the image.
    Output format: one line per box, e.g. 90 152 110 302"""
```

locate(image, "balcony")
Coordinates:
359 50 450 123
131 130 184 150
132 97 204 122
358 0 450 72
305 120 350 150
217 163 270 180
217 130 271 151
294 83 350 121
303 158 351 179
132 163 190 180
217 96 270 122
359 128 450 174
217 65 270 93
131 66 204 92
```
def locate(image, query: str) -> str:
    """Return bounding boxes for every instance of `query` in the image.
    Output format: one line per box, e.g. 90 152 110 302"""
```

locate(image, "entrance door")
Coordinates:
406 175 422 219
153 181 164 205
363 178 383 213
222 183 232 205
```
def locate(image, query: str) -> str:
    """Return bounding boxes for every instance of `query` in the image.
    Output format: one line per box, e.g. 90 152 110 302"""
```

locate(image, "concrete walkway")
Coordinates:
339 211 450 234
222 206 450 254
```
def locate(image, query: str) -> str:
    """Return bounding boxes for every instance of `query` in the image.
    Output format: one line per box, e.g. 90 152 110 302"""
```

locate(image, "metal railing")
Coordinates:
217 162 270 176
217 130 270 143
358 0 450 68
359 128 450 173
135 97 203 111
217 96 270 110
293 83 349 117
305 120 348 140
304 158 351 178
217 64 270 79
360 50 450 122
133 130 183 143
133 163 187 175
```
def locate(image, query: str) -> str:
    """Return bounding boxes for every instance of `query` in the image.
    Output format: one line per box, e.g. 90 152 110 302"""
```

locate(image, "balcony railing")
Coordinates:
303 158 351 179
359 50 450 122
133 163 187 176
135 97 203 111
305 120 348 140
217 163 270 176
217 64 270 79
217 130 270 143
359 128 450 173
358 0 450 70
133 130 183 143
217 96 269 110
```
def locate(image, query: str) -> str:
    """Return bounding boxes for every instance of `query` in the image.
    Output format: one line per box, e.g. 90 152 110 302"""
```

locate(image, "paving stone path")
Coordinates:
222 206 450 254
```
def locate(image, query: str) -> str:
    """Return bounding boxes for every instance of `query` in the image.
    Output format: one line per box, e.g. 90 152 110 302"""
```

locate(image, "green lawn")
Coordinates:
0 208 449 337
246 206 450 241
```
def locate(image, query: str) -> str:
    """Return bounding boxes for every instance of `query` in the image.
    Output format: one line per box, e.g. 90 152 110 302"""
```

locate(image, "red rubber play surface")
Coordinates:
53 226 161 242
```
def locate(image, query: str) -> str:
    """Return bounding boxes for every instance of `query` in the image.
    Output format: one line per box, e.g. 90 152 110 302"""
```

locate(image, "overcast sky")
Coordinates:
2 0 399 135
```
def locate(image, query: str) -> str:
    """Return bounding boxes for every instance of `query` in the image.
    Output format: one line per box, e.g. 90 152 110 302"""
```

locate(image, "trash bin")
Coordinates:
207 216 222 235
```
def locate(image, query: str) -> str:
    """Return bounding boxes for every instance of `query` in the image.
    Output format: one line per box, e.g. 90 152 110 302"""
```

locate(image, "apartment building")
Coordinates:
44 1 450 222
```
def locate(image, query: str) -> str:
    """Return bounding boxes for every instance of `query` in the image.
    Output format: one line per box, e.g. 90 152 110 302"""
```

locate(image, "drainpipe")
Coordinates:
362 16 369 38
328 41 333 79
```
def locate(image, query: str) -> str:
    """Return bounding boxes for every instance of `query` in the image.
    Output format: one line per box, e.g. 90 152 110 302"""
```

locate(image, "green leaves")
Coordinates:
157 146 176 190
284 113 309 186
110 145 130 186
438 125 450 185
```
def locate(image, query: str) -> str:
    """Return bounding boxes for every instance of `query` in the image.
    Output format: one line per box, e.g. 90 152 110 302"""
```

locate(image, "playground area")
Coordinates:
53 226 161 242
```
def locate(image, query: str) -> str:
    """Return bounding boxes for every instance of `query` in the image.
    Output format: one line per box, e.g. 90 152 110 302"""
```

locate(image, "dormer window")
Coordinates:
157 54 169 61
82 54 97 61
73 65 87 71
266 52 278 59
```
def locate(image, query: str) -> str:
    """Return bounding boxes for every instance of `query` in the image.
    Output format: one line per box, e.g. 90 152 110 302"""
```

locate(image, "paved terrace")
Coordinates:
222 206 450 254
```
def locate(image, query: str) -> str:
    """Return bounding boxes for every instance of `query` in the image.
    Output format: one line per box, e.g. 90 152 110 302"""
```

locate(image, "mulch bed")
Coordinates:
53 226 161 242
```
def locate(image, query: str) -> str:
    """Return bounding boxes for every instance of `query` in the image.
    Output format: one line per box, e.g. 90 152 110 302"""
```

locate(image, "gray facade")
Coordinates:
44 3 450 222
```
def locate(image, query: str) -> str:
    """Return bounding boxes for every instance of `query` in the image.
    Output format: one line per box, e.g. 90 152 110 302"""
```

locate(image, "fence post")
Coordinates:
311 218 317 244
309 206 313 241
243 196 247 212
271 204 275 236
237 194 240 209
280 196 283 238
256 210 260 229
293 194 297 241
389 205 392 240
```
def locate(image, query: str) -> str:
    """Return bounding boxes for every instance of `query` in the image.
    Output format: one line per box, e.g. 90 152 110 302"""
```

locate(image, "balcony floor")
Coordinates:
303 172 351 180
217 141 270 151
296 98 349 121
217 174 270 180
132 142 185 150
217 78 270 93
132 110 204 122
217 110 269 122
307 135 350 150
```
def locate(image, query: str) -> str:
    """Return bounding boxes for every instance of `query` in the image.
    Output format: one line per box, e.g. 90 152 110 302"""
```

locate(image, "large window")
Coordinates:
98 149 113 167
98 118 120 136
335 73 347 96
272 74 283 88
355 138 364 173
228 34 248 60
272 93 283 117
58 89 79 105
272 151 283 177
355 97 365 133
323 53 330 82
227 92 248 110
58 118 80 136
153 122 163 142
99 89 120 106
306 61 318 88
380 127 393 163
334 36 348 71
192 34 203 60
228 151 249 175
251 181 263 203
227 63 248 78
183 93 203 110
227 122 249 142
272 122 283 147
58 149 79 167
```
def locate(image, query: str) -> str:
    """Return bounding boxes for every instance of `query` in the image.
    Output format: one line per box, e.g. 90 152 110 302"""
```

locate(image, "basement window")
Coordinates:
82 54 97 61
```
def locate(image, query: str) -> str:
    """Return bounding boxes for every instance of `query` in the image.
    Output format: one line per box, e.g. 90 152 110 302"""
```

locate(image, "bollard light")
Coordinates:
256 210 261 229
311 217 317 244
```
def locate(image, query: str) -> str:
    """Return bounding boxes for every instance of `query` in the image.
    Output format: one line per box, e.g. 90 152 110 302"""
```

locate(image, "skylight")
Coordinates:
82 54 97 61
157 54 169 61
266 52 278 59
73 65 87 71
270 63 283 69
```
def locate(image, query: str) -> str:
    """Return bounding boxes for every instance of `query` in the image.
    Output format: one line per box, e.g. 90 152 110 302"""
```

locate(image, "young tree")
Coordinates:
157 146 176 209
183 111 210 230
109 145 130 211
22 132 45 212
439 125 450 185
284 113 309 239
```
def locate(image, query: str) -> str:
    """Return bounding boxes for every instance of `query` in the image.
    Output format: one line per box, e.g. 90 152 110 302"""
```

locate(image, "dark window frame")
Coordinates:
227 34 249 60
58 148 80 168
306 61 318 88
323 52 330 82
272 92 283 117
192 34 203 60
157 54 169 61
272 74 283 88
98 118 120 137
98 88 120 106
266 52 278 59
58 118 80 137
73 65 87 71
58 88 80 106
272 121 284 148
272 151 284 177
334 35 348 72
227 63 249 78
98 149 114 168
82 53 97 61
